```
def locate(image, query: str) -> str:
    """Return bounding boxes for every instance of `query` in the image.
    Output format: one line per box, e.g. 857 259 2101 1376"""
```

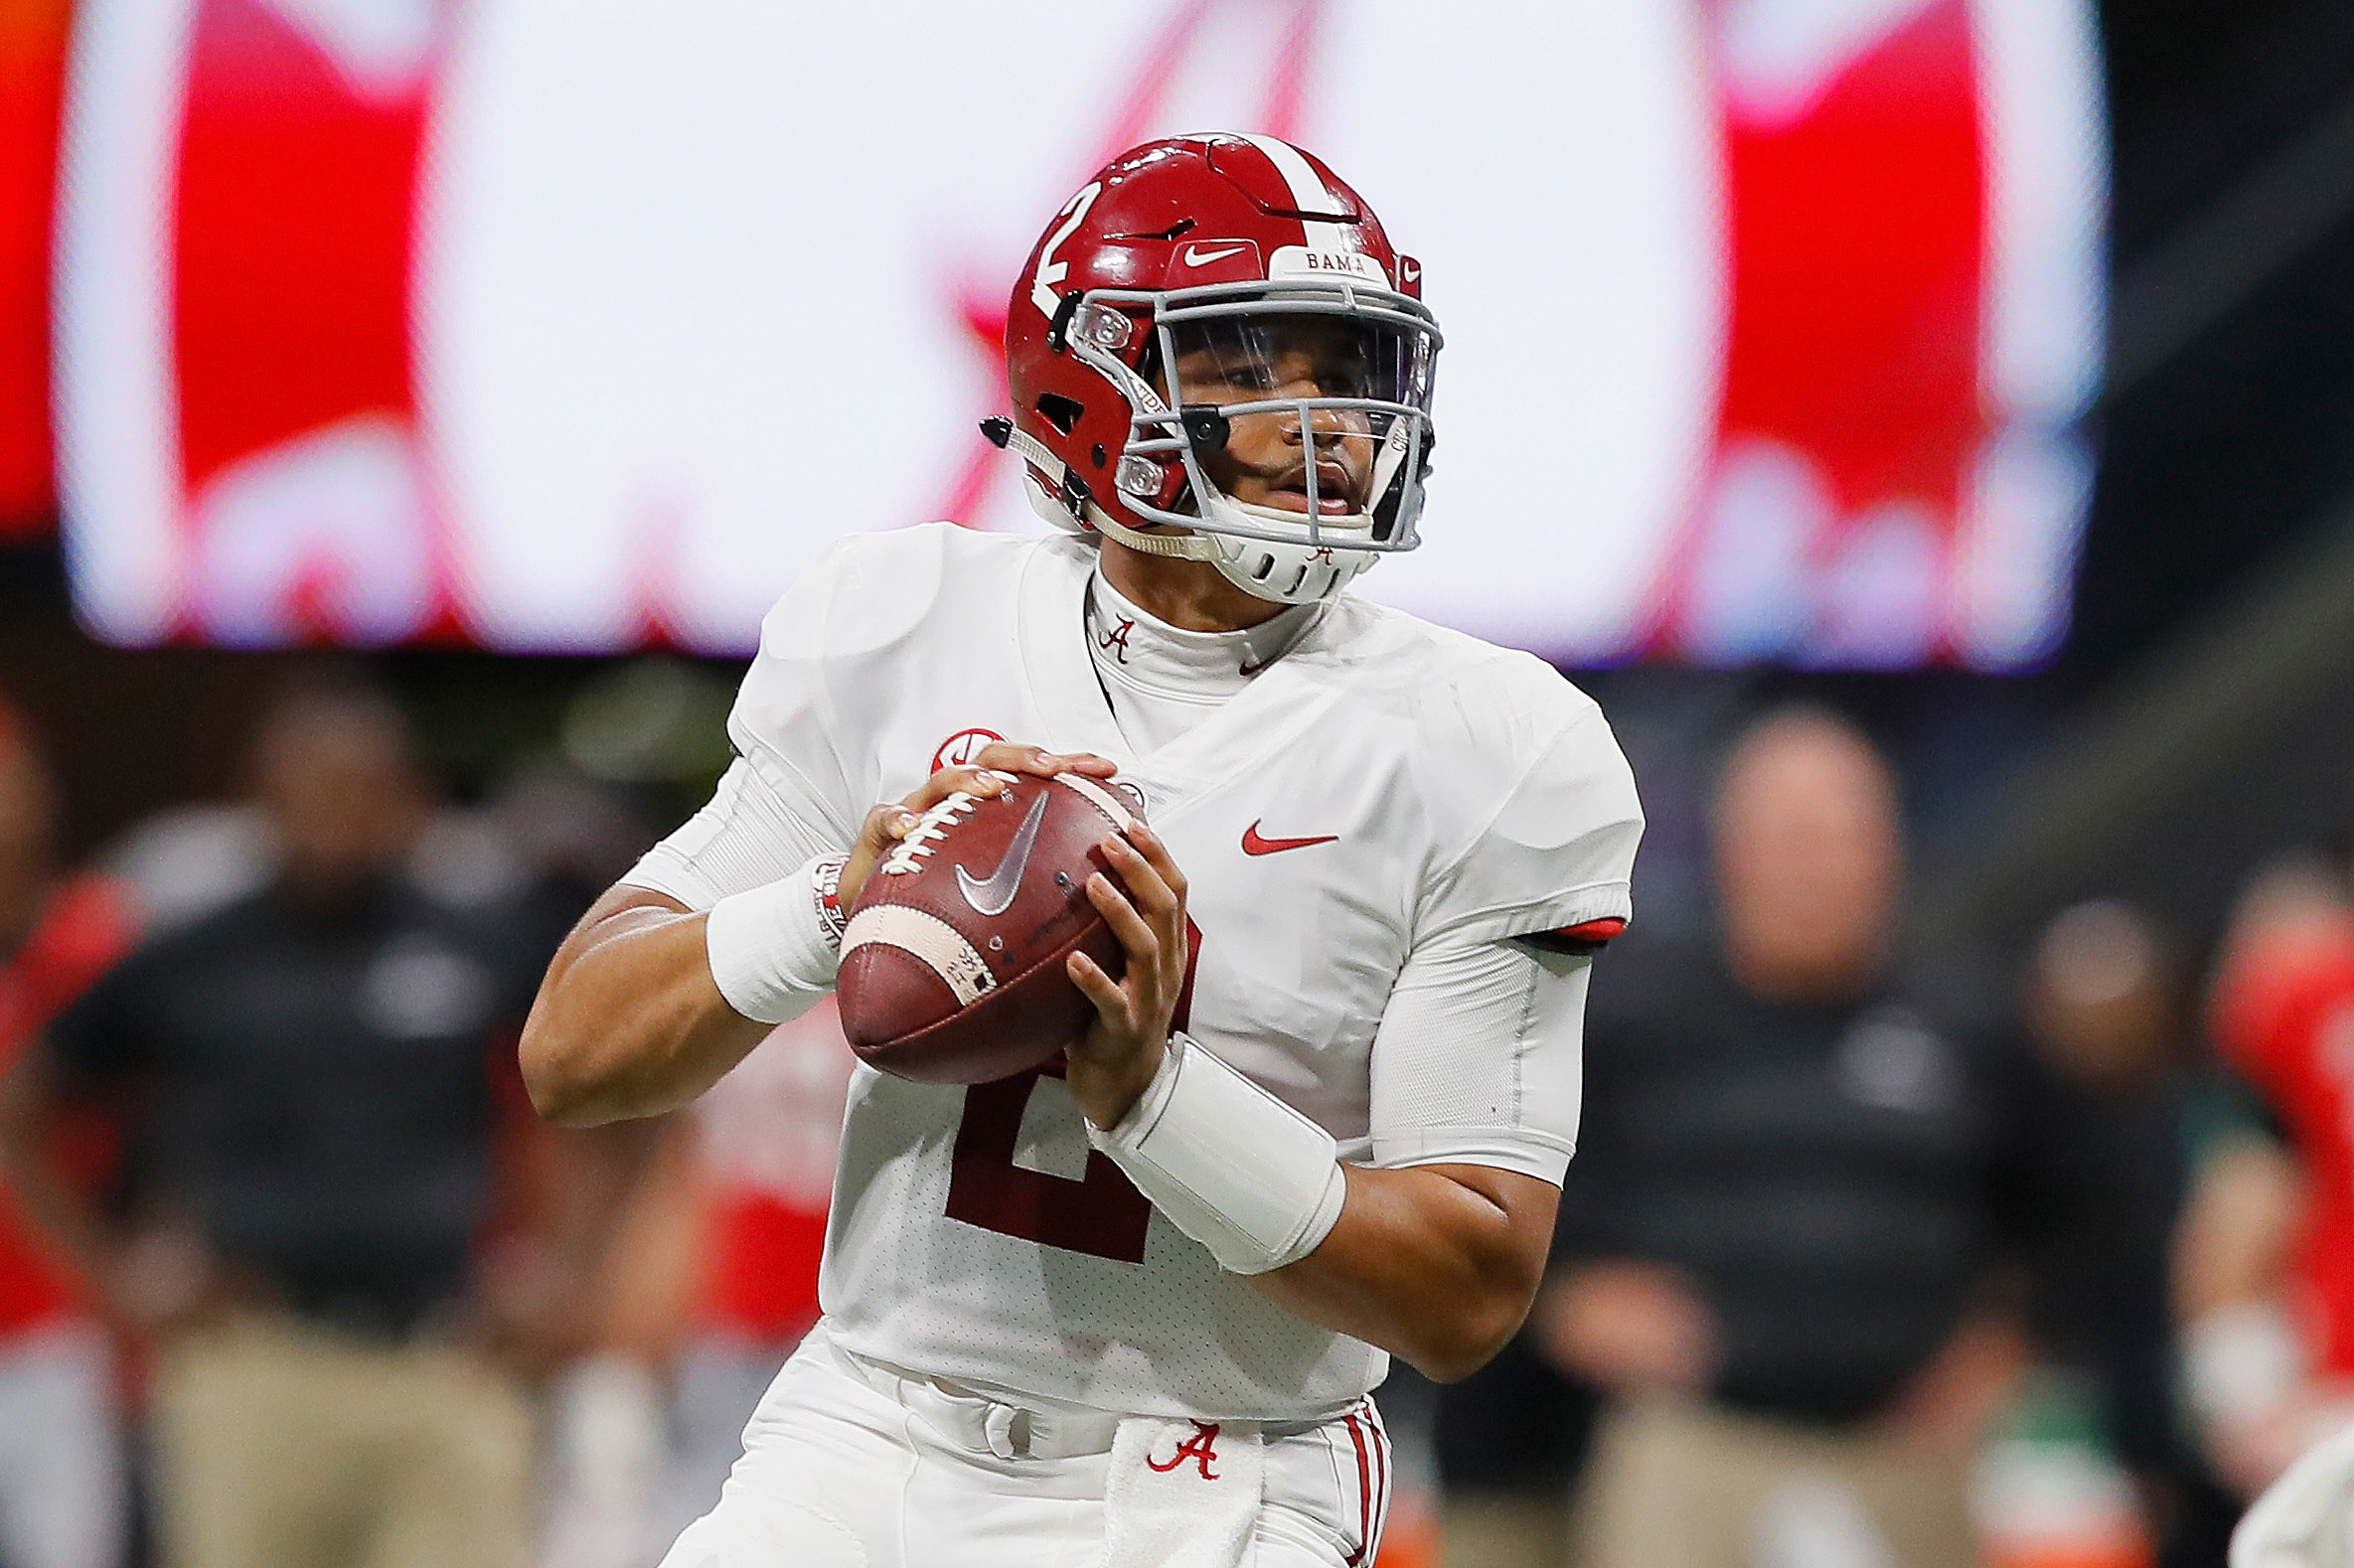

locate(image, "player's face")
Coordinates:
1171 316 1377 517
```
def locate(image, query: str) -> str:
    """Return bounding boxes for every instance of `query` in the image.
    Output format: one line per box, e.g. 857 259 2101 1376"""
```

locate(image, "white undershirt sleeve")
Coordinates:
619 757 843 913
1366 937 1593 1186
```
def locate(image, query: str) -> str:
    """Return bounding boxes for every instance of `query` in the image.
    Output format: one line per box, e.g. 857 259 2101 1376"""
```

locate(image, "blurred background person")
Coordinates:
660 1000 852 1535
1431 1305 1600 1567
2182 852 2354 1505
1474 706 2098 1568
534 1001 858 1568
1976 898 2219 1568
0 684 647 1568
0 699 136 1568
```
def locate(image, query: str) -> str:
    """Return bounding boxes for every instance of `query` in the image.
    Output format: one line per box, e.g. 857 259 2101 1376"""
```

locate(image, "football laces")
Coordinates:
879 792 981 875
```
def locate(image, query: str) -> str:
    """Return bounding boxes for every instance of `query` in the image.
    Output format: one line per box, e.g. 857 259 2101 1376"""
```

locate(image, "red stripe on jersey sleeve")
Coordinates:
1517 916 1628 956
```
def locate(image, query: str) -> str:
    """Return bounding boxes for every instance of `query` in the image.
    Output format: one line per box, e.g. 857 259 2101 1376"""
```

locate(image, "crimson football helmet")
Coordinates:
992 133 1440 605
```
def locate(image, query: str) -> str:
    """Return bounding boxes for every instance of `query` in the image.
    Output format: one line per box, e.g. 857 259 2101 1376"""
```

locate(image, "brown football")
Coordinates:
836 771 1143 1085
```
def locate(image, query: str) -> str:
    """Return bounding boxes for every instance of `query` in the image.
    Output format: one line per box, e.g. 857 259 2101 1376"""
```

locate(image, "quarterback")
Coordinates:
523 133 1644 1568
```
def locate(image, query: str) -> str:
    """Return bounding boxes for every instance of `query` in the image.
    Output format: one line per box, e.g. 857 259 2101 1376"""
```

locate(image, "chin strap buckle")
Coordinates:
1180 405 1230 459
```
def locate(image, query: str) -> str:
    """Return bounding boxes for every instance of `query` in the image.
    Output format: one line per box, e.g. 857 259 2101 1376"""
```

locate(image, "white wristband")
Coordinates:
704 856 842 1025
1086 1033 1346 1276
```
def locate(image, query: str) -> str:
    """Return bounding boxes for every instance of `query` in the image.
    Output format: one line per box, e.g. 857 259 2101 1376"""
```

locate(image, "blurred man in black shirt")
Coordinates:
1447 707 2075 1568
2 687 634 1568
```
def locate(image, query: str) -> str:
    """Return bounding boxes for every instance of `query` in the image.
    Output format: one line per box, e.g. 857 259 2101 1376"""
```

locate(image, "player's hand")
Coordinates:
1065 824 1190 1130
837 744 1117 909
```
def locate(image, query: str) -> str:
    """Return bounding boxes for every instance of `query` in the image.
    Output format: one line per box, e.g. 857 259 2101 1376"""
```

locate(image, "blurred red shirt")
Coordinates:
0 874 136 1336
693 999 857 1345
2211 902 2354 1377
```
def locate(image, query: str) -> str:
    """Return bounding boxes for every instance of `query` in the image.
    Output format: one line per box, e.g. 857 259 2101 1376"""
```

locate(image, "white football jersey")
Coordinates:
649 524 1642 1421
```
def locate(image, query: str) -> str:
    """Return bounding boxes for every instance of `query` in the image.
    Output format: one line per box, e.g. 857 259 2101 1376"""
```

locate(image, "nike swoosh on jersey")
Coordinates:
1182 242 1249 266
957 790 1050 916
1241 821 1339 857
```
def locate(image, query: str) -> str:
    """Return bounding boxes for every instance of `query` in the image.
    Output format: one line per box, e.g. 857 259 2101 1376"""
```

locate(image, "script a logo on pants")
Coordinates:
1146 1421 1222 1481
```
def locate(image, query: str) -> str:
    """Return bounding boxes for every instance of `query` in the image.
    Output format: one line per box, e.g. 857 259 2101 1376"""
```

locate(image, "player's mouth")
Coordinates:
1260 460 1359 516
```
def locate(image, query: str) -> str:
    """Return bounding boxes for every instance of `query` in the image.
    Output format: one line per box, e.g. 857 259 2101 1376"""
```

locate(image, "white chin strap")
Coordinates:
1196 499 1379 606
1008 431 1373 605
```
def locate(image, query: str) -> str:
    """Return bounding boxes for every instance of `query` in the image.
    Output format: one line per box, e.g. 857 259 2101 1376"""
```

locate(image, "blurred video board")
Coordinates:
54 0 2104 668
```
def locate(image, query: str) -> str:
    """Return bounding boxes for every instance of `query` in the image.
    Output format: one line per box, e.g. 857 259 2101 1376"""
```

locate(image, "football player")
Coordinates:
521 133 1645 1568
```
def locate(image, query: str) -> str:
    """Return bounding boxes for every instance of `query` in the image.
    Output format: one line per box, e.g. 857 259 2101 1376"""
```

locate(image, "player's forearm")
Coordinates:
521 888 770 1128
1248 1163 1558 1383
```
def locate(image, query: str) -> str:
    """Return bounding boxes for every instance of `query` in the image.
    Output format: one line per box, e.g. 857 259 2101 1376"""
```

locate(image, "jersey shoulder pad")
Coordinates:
1327 598 1598 742
751 524 1038 664
1355 617 1641 949
728 527 1057 840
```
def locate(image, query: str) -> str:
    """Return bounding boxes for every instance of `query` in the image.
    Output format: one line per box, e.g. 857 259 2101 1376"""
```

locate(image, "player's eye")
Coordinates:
1316 353 1371 398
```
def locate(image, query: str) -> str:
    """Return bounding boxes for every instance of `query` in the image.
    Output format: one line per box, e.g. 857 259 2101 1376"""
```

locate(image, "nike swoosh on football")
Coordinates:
1242 821 1339 857
1182 243 1249 266
956 790 1050 916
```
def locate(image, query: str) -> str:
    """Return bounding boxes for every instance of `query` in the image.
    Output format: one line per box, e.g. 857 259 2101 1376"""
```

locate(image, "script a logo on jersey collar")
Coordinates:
957 789 1050 916
1242 820 1337 857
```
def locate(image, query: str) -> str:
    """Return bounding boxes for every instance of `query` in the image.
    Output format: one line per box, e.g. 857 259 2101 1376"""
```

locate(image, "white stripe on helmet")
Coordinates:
1234 132 1352 254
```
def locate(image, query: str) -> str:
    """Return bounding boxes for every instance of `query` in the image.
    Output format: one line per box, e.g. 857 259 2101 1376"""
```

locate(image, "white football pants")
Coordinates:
658 1321 1390 1568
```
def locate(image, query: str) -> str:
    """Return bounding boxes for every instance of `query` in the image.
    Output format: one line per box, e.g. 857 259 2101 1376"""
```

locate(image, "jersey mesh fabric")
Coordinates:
642 525 1642 1419
622 757 841 912
1367 941 1590 1183
825 1062 1386 1418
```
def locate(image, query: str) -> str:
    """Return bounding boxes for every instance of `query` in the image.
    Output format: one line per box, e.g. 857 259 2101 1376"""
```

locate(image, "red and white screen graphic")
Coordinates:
55 0 2102 668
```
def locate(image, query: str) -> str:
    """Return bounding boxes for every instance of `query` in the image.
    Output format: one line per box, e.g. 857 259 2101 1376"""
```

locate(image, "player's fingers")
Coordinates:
1158 915 1193 991
971 743 1118 780
904 766 1009 811
838 804 922 906
1125 823 1188 904
970 742 1057 778
1086 872 1161 969
1099 835 1178 920
859 802 921 850
1066 951 1133 1023
1104 837 1186 999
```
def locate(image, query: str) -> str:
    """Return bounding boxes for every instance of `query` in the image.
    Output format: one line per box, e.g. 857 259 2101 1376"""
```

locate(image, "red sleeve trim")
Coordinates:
1516 917 1626 956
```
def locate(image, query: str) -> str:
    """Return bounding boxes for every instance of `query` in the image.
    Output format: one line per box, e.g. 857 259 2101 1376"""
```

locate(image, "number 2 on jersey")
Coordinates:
943 917 1199 1262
